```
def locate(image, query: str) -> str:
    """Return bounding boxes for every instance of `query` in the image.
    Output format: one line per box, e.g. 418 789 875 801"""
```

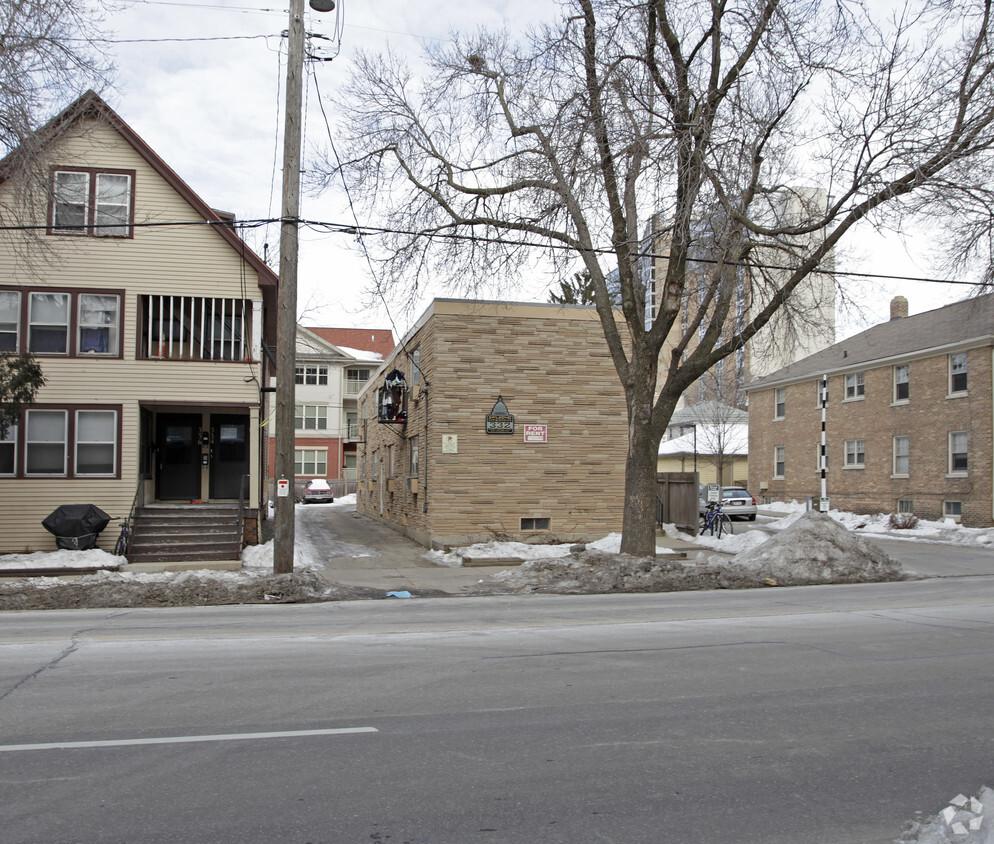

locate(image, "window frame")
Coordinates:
50 167 135 238
948 430 968 475
844 371 865 400
408 434 419 477
949 352 968 395
892 435 909 477
294 404 328 431
893 363 909 403
0 421 17 476
0 289 20 352
12 404 121 479
295 364 329 386
774 387 785 420
773 445 785 479
77 293 121 356
410 347 421 387
943 500 963 521
294 448 328 477
844 438 866 469
1 287 125 358
345 367 370 395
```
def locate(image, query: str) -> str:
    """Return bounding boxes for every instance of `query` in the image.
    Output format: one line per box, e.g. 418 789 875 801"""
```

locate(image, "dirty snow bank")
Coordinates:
896 786 994 843
478 512 904 594
0 568 350 611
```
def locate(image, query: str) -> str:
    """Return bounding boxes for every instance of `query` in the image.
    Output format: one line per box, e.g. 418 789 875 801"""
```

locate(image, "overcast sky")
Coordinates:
101 0 967 342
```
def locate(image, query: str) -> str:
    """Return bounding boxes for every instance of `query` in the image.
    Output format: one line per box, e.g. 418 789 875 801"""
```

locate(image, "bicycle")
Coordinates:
699 501 733 538
113 518 130 557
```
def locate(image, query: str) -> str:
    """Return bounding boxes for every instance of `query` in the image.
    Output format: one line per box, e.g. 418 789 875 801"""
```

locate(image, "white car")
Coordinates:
302 479 334 504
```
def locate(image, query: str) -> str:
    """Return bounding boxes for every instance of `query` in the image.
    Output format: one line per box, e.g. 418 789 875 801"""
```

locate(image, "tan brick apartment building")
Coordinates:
747 295 994 525
355 300 629 548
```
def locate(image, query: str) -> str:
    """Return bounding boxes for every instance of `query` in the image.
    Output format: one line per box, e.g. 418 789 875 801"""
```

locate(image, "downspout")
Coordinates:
422 381 429 514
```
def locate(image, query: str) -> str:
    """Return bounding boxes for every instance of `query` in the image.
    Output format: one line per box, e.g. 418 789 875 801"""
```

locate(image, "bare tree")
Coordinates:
321 0 994 556
0 1 116 229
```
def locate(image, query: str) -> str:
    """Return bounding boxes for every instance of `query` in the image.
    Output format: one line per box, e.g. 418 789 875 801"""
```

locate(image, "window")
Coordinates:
844 439 866 468
774 388 785 419
774 445 785 478
52 169 133 237
78 294 120 355
387 444 394 478
894 364 909 402
898 499 914 514
345 368 370 395
141 295 248 361
294 405 328 430
294 449 327 476
3 289 123 357
845 372 865 400
346 411 358 439
410 347 421 387
892 436 909 476
296 365 328 385
521 517 550 530
0 423 15 475
75 410 117 475
408 435 419 476
29 293 69 354
949 353 968 394
943 500 962 521
949 431 968 474
0 290 19 352
25 409 67 475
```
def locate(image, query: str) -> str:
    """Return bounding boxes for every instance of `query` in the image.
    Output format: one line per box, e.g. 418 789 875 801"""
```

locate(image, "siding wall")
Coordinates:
356 302 629 548
748 346 994 525
0 118 268 553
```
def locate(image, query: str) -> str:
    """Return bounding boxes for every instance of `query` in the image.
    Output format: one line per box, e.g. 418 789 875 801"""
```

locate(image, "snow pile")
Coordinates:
728 510 902 585
764 501 994 547
478 511 904 594
0 568 359 611
0 548 123 570
897 787 994 843
425 533 686 568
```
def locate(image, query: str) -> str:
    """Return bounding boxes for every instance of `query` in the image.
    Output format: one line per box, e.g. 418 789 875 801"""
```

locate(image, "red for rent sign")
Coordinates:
523 425 548 443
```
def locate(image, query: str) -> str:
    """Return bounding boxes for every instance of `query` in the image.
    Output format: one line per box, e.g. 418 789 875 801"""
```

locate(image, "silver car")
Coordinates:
700 486 757 520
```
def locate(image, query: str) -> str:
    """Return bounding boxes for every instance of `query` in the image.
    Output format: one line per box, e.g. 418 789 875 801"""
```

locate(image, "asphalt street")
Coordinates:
3 578 994 843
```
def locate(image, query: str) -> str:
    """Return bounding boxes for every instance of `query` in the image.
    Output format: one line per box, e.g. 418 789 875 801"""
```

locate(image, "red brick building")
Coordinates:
747 295 994 525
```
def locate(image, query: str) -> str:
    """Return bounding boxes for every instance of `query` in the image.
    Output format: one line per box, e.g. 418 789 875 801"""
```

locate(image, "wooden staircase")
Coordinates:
127 505 242 563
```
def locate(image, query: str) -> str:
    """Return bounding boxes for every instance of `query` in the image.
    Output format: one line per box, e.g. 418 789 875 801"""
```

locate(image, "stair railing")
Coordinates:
236 473 249 549
122 478 145 556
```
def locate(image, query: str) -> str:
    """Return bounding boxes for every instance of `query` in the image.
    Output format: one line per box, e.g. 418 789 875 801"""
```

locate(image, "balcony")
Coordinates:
139 295 255 361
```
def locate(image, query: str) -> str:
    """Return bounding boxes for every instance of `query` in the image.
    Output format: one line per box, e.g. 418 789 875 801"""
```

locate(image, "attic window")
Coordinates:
51 169 134 237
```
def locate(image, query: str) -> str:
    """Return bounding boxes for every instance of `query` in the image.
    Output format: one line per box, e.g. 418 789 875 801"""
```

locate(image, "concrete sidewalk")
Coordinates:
304 504 701 596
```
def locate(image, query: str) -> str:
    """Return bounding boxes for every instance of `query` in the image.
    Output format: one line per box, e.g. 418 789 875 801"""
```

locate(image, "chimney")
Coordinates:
890 296 909 320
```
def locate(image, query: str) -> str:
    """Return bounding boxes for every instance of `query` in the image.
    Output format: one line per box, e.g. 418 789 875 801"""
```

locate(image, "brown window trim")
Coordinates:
48 166 136 239
13 403 123 479
1 286 126 359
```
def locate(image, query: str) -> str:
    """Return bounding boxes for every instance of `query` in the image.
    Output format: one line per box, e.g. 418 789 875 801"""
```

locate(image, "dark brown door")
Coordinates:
156 413 202 500
210 414 249 499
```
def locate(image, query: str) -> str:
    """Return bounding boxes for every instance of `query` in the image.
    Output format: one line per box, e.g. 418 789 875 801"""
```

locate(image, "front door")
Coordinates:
156 413 202 500
210 414 249 499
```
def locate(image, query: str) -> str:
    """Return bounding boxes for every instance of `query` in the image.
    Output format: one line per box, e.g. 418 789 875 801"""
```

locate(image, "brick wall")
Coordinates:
748 346 993 525
356 302 630 547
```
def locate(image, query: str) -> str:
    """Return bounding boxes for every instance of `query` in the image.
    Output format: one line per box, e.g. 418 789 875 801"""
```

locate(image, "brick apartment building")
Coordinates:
746 295 994 525
355 299 629 548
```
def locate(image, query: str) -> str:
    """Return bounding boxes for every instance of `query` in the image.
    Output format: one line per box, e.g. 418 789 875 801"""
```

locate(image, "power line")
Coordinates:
5 217 983 288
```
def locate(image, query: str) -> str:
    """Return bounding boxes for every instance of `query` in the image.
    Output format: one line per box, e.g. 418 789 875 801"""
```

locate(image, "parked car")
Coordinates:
302 479 334 504
699 486 757 520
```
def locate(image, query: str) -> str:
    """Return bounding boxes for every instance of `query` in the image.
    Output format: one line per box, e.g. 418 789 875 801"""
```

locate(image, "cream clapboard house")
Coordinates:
0 91 277 558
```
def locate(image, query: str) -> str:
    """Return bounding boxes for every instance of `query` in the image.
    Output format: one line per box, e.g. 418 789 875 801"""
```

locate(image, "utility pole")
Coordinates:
273 0 334 574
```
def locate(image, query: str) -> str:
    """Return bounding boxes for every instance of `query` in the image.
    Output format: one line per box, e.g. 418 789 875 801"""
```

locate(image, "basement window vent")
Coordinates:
521 517 550 530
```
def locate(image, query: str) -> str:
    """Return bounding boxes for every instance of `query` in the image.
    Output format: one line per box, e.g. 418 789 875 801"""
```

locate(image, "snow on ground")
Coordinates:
896 786 994 843
0 498 989 609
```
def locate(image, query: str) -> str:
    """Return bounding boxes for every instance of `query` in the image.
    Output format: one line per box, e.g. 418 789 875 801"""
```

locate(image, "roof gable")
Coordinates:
306 327 395 359
1 90 278 290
